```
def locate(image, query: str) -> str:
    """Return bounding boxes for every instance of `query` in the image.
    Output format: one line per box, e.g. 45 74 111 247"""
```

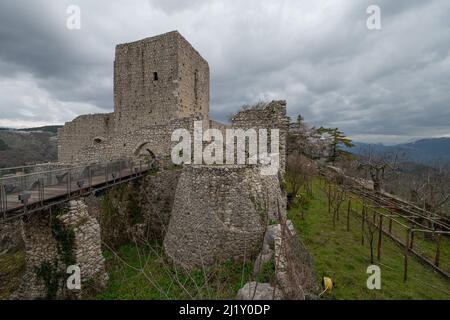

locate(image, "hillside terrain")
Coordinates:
0 126 60 168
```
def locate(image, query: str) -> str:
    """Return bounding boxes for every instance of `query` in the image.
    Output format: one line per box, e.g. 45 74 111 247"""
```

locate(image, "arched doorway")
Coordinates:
134 142 158 169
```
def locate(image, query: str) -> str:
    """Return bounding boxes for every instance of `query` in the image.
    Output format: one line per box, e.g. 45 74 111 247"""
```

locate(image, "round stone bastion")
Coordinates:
163 164 285 270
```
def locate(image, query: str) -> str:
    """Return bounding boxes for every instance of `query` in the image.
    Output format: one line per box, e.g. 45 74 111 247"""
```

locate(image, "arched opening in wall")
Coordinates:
134 142 158 169
93 137 105 145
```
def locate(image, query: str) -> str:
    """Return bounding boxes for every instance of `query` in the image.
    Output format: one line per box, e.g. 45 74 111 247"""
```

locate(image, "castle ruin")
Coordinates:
58 31 287 171
9 31 314 300
58 31 210 165
57 30 289 269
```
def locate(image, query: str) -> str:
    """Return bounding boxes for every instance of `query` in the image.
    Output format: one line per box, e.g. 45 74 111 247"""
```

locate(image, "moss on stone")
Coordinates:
34 259 63 300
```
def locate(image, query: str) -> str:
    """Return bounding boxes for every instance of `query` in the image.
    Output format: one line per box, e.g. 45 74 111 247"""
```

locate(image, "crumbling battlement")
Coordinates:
231 100 288 173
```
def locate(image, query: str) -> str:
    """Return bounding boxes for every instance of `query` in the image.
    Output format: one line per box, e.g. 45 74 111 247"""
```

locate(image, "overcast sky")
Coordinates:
0 0 449 144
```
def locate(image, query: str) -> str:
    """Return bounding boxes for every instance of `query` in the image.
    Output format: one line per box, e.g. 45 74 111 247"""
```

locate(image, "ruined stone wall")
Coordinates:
139 170 181 241
58 113 113 163
164 165 285 270
12 200 107 299
71 117 196 165
59 200 108 293
209 120 231 136
13 213 60 299
231 100 288 174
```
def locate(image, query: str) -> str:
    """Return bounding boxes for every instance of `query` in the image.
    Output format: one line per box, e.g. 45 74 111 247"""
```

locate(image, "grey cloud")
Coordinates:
0 0 449 143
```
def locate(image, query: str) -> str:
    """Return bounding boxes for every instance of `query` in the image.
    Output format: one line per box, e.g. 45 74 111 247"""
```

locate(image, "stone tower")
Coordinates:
113 31 210 134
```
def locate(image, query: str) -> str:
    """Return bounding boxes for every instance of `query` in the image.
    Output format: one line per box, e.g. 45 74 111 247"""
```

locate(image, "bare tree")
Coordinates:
357 147 399 193
407 163 450 238
285 153 317 208
363 207 377 264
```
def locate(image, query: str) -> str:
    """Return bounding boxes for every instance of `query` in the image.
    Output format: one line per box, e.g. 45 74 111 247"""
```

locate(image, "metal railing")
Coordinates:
0 158 151 220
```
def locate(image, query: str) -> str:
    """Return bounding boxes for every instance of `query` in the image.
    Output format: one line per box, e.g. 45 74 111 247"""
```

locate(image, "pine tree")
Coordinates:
317 127 354 163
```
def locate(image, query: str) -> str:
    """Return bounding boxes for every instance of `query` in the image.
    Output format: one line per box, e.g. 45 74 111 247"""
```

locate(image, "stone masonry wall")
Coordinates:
70 117 196 165
59 200 108 294
59 31 209 163
58 113 113 163
176 32 209 121
114 32 178 133
139 170 181 241
12 213 59 299
113 31 209 135
12 200 107 299
231 100 288 174
163 165 285 270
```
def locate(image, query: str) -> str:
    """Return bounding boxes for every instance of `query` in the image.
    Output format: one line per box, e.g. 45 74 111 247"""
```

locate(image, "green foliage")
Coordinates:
99 183 146 248
32 208 77 299
34 260 63 299
51 214 76 266
97 245 255 300
146 167 160 176
269 219 278 226
126 186 144 225
256 260 276 283
317 127 354 163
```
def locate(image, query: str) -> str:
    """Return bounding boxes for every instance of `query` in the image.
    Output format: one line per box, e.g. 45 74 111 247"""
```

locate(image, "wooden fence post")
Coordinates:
435 233 441 267
404 229 411 282
409 230 415 250
328 184 331 216
347 199 351 232
388 218 392 235
361 204 366 246
377 215 383 261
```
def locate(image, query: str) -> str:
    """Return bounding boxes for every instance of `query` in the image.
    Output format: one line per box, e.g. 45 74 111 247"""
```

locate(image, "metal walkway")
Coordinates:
0 159 151 221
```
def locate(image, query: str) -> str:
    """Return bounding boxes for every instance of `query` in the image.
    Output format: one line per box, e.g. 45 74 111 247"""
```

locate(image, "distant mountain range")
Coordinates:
348 137 450 166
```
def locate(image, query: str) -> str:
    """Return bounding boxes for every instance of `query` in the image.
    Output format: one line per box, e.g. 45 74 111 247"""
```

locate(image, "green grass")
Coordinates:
0 251 26 299
288 178 450 300
96 244 254 300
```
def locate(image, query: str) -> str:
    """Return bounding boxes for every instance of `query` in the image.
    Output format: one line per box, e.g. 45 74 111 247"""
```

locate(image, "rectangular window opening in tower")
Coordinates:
194 69 198 105
153 72 158 81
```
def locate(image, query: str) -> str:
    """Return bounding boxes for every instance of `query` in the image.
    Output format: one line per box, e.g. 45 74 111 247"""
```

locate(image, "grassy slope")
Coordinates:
0 251 25 299
96 245 257 300
288 179 450 300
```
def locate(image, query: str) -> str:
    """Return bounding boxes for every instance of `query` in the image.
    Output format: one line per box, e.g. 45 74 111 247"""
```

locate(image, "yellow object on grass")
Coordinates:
321 276 333 295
